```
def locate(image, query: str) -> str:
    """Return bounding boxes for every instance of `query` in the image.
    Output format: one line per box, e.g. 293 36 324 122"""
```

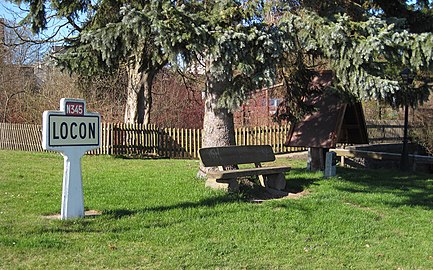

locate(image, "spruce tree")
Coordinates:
16 1 167 124
147 1 289 175
17 1 433 176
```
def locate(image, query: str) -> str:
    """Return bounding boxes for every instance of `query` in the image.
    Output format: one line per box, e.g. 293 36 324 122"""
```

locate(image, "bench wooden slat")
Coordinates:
199 145 276 167
207 166 291 180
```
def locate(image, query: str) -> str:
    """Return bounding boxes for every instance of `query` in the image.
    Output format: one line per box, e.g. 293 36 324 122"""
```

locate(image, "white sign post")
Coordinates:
42 98 100 220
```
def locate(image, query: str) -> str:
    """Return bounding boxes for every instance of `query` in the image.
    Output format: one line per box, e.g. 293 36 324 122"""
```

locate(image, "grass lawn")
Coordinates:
1 150 433 269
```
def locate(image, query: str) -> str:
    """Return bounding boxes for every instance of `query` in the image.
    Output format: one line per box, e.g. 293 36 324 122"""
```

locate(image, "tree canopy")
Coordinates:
11 0 433 123
144 1 433 121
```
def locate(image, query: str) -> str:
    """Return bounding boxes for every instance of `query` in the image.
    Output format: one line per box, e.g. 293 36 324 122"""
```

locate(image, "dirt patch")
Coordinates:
43 210 102 220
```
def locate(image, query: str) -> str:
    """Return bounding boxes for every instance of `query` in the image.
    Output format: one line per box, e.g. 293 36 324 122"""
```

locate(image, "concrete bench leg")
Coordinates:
262 173 286 191
205 178 239 192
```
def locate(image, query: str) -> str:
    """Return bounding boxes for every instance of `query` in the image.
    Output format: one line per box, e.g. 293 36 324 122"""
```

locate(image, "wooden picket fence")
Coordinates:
0 122 303 159
0 123 43 152
93 123 204 158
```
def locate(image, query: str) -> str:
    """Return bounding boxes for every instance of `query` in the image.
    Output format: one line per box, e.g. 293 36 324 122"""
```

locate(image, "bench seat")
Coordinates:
207 166 291 180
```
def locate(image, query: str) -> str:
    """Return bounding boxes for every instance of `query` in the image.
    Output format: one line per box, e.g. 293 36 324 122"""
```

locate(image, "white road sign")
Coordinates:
42 98 100 220
43 100 100 150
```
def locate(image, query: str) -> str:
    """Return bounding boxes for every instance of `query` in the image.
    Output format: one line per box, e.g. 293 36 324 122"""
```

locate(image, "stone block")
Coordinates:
264 173 286 190
205 178 239 192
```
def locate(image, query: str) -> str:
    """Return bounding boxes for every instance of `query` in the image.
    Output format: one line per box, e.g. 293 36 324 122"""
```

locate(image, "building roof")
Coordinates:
285 93 369 148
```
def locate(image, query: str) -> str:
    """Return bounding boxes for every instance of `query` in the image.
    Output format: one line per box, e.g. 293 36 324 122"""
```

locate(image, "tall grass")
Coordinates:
0 150 432 269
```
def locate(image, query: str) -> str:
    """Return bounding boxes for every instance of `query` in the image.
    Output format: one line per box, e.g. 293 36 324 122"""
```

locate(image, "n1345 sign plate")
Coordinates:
42 99 100 150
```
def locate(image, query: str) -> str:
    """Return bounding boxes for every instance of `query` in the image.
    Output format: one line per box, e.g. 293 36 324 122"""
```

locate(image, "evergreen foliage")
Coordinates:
54 4 166 76
148 1 288 110
13 0 433 122
280 11 433 103
145 1 433 121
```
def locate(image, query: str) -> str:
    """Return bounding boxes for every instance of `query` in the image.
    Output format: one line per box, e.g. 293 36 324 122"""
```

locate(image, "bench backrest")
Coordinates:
199 145 276 167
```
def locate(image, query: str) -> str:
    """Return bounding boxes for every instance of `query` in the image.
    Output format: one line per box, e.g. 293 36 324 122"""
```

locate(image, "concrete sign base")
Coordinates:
61 150 86 219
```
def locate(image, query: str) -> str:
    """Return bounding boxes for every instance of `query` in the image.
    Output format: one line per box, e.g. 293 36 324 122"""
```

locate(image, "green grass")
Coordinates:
1 150 433 269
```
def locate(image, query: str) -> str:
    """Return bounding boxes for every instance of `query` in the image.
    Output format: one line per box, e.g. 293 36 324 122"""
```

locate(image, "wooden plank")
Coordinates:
278 126 282 153
12 123 17 150
107 122 111 155
253 126 257 145
178 128 182 158
27 124 32 151
164 127 168 157
332 148 400 160
331 148 433 165
167 127 171 157
113 123 117 155
173 127 177 157
207 166 291 179
149 124 153 154
246 127 250 146
173 128 178 158
181 128 185 158
188 129 193 158
36 125 43 152
199 145 276 167
145 124 149 153
100 123 106 155
196 128 201 158
272 126 276 152
0 123 5 149
144 124 148 153
193 128 197 158
136 123 140 154
103 122 107 155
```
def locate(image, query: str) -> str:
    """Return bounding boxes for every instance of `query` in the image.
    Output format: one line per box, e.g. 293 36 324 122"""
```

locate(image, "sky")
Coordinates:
0 1 72 63
0 1 71 43
0 1 26 22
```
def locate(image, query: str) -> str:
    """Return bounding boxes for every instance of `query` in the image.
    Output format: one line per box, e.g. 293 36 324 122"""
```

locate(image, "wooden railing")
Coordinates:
0 122 304 158
365 120 405 143
331 148 433 165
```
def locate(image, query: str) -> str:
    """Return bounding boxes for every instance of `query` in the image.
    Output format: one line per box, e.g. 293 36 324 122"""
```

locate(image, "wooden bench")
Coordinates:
199 145 291 192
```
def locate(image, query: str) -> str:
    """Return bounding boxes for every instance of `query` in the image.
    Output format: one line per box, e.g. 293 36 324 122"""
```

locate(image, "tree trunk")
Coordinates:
198 59 235 178
124 61 155 124
308 147 327 171
197 90 236 178
202 91 235 149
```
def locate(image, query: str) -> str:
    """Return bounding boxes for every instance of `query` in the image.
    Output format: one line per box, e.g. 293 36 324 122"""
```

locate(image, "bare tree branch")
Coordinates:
66 15 82 32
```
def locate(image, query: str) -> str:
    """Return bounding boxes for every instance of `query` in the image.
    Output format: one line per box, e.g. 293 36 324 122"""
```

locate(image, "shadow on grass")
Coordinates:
39 170 324 234
105 169 322 218
37 194 239 234
284 168 322 193
113 154 170 160
104 168 321 218
336 167 433 209
104 193 240 219
235 168 322 201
